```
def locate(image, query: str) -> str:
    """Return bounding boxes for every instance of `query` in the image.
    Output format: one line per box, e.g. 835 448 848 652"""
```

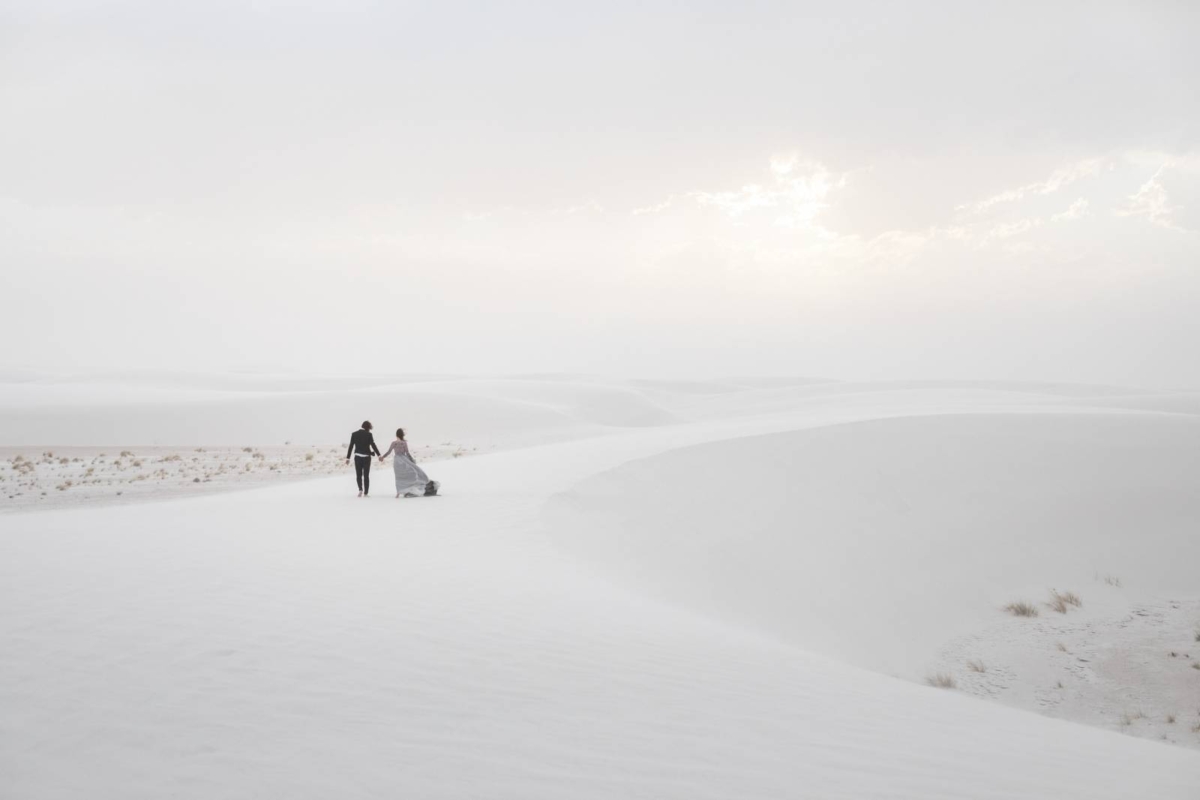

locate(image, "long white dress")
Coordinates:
381 439 435 496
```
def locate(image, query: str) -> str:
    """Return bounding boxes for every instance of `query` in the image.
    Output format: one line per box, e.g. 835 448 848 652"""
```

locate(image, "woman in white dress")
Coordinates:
379 428 438 498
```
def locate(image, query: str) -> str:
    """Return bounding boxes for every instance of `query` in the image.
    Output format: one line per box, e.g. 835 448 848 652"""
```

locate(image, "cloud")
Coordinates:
661 156 847 229
956 158 1106 215
985 218 1041 241
1051 198 1089 222
631 197 675 216
1114 164 1183 230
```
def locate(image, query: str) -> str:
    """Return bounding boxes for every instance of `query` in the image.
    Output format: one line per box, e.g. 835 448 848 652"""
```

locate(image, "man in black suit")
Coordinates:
346 420 381 497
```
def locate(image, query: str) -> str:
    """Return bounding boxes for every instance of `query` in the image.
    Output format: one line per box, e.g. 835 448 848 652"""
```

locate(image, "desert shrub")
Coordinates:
926 673 956 689
1120 710 1146 726
1047 590 1082 614
1004 601 1039 618
966 659 986 673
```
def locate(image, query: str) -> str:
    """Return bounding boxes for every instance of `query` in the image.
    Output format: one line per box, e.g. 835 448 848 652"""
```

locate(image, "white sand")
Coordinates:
2 374 1198 797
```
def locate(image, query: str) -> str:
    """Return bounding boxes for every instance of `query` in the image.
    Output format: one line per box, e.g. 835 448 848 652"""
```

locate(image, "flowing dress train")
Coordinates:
382 440 434 495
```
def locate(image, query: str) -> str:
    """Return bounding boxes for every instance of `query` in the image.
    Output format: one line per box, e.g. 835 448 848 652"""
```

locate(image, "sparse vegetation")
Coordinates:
1056 642 1069 653
1167 714 1176 724
926 673 956 689
1120 710 1146 727
966 659 986 673
1047 589 1082 614
1004 601 1039 618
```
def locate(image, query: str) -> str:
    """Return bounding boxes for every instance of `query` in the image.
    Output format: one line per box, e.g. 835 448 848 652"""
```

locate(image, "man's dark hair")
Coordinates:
361 421 372 430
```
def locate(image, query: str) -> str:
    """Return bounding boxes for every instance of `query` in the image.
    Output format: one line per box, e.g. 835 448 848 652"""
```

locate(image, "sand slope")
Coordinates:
3 377 1199 796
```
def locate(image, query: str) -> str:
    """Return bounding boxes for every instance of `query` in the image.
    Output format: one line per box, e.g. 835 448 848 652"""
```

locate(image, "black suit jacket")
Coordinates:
347 429 381 458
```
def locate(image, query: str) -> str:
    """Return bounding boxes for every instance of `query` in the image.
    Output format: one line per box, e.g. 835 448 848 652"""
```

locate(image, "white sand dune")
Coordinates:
2 377 1199 797
547 413 1200 668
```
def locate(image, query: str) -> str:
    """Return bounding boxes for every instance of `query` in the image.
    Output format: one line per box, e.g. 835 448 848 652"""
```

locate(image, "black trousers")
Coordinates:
354 456 372 494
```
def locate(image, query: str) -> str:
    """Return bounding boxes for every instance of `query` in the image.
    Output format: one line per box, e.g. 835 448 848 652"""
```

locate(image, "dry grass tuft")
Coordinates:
966 659 987 673
1056 642 1069 653
926 673 956 689
1004 601 1039 618
1120 710 1146 727
1166 714 1176 724
1047 589 1082 614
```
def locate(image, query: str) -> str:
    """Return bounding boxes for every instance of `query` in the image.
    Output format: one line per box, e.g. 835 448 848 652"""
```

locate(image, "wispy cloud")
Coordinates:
985 218 1041 241
638 155 846 229
1051 198 1089 222
632 197 675 216
956 158 1106 215
1114 164 1183 230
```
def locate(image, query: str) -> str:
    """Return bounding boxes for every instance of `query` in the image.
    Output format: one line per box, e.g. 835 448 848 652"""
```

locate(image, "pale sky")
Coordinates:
2 1 1198 387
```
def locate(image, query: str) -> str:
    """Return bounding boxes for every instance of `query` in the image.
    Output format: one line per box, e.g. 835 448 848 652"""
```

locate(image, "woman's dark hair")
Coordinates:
362 421 372 430
395 428 405 440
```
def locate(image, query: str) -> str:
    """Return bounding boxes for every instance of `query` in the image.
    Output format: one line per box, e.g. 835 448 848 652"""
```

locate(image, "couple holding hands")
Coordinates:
346 421 439 499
